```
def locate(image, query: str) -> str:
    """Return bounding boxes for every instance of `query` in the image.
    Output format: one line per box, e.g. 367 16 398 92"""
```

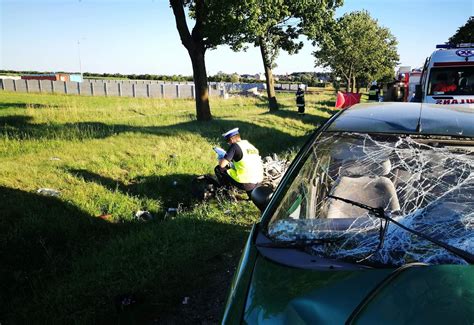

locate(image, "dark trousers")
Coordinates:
297 104 305 114
214 166 258 193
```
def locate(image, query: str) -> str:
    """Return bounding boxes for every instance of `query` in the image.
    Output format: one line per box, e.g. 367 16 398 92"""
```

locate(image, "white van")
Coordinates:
415 44 474 105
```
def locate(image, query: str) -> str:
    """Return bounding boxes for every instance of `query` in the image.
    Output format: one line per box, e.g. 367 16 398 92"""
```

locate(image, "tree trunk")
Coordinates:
351 76 356 93
170 0 212 121
346 77 351 92
259 38 278 111
189 49 211 121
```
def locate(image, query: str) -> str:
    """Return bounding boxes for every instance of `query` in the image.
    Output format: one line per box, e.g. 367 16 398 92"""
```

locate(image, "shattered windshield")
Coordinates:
267 133 474 266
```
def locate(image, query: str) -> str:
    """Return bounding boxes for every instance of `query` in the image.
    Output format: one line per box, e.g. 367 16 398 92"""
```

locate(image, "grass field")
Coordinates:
0 90 337 323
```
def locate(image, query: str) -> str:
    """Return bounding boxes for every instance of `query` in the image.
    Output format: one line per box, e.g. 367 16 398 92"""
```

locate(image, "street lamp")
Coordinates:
77 40 83 81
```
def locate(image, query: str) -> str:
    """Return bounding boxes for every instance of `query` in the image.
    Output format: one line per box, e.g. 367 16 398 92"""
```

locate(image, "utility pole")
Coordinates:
77 40 83 81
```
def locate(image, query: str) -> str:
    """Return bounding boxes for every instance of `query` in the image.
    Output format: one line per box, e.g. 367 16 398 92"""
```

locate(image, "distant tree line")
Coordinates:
0 69 74 76
83 72 194 82
0 69 332 87
0 70 196 82
207 71 333 86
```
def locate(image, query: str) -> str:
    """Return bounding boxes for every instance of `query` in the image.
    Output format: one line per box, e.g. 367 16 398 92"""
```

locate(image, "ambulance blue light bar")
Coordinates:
436 43 474 49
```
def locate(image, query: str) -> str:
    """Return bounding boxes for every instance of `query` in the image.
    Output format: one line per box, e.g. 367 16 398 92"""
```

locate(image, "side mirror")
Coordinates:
414 84 422 102
251 186 274 212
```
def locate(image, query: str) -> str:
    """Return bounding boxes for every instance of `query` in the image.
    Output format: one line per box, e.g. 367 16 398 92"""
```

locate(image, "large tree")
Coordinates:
312 10 399 92
169 0 244 121
448 16 474 45
223 0 342 111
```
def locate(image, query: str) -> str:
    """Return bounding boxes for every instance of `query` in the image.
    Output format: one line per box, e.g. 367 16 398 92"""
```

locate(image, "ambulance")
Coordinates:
414 43 474 105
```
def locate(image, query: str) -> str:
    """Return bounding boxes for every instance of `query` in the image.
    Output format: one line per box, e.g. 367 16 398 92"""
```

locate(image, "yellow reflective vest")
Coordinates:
227 140 264 184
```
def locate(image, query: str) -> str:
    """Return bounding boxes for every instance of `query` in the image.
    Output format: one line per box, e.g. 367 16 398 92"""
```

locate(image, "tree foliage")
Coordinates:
218 0 342 110
223 0 342 64
448 16 474 44
312 10 399 92
170 1 340 112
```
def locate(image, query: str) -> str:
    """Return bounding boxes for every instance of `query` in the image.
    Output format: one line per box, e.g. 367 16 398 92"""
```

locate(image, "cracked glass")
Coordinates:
267 132 474 266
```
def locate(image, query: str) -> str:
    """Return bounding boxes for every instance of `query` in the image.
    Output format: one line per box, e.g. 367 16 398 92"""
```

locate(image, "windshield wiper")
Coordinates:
328 195 474 265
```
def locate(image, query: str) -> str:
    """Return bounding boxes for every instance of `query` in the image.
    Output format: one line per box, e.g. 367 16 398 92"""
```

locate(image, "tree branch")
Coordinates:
170 0 193 50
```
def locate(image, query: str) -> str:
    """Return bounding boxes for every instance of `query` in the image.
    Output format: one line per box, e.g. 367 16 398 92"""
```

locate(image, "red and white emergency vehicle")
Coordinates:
414 43 474 105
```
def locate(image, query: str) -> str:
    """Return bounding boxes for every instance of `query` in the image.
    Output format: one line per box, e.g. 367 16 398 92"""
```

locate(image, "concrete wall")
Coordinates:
0 78 198 99
0 78 302 98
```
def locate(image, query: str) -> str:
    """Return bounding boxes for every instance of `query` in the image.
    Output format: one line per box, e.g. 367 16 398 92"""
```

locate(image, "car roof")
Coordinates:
326 102 474 137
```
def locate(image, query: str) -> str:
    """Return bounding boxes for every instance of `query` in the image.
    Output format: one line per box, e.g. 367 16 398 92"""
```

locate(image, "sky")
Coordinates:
0 0 472 76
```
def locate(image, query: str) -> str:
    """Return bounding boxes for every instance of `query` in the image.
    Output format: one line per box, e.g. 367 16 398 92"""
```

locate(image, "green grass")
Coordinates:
0 90 337 323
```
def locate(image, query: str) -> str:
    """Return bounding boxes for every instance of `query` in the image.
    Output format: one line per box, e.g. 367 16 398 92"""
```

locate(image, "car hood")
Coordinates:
243 256 474 324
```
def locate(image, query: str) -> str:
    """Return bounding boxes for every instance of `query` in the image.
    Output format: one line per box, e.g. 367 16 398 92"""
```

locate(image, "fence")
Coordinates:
0 78 305 98
0 79 226 99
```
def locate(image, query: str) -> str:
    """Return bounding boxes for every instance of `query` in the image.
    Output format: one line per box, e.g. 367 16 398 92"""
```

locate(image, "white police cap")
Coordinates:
222 127 239 139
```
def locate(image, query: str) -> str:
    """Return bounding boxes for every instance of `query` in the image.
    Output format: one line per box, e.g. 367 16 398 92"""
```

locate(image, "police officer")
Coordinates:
214 128 264 194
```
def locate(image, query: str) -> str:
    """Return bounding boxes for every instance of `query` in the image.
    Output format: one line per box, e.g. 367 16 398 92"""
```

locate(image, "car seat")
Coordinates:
326 158 400 218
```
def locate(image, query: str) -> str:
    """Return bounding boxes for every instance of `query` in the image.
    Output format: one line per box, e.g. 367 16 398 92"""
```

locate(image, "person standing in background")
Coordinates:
368 82 381 101
296 85 305 115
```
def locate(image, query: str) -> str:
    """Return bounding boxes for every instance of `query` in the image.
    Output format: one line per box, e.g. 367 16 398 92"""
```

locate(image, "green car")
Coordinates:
222 102 474 324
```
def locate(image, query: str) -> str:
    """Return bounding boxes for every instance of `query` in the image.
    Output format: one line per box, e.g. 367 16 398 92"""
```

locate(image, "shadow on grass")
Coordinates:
0 115 33 125
0 185 113 321
67 168 198 208
312 98 340 116
0 184 254 323
255 96 336 125
262 108 328 125
0 115 317 156
254 97 294 111
318 99 336 107
0 102 60 109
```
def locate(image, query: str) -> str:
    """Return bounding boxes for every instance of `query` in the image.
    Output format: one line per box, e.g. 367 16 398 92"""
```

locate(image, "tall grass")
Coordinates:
0 90 337 323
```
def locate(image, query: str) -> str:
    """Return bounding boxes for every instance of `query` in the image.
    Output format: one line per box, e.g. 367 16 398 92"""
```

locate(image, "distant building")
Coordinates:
21 73 83 82
69 74 83 82
21 73 68 81
0 75 21 80
240 74 255 80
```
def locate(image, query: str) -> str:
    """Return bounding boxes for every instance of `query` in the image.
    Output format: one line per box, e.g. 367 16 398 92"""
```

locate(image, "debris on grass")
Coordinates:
164 204 183 220
182 296 190 305
261 154 289 189
37 188 60 196
135 210 153 221
114 293 138 312
98 213 112 221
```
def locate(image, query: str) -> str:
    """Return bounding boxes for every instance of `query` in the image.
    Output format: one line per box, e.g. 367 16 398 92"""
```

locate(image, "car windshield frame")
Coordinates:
262 131 474 267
